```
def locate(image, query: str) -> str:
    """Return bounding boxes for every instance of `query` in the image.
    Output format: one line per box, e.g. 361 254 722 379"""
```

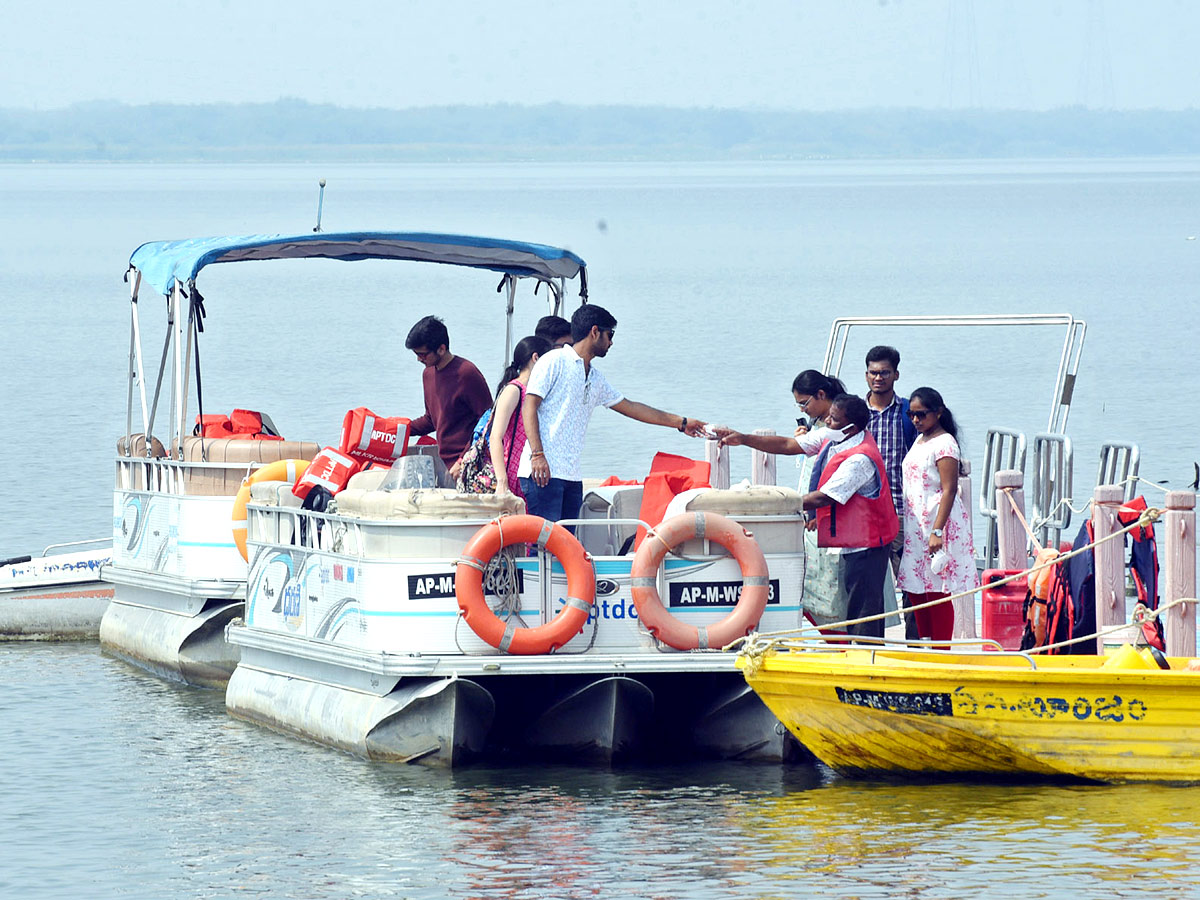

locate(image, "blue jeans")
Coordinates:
519 477 584 532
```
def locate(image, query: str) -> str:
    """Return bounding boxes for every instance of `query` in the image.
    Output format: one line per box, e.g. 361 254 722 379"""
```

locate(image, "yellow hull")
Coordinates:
738 647 1200 783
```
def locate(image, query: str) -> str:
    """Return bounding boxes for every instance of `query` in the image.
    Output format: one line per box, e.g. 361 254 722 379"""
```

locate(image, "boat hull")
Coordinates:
740 648 1200 783
227 624 796 767
0 583 113 640
100 570 242 687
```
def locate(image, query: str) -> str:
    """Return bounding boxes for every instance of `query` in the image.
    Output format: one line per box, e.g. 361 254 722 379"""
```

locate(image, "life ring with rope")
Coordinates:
231 458 311 562
631 511 769 651
456 514 595 654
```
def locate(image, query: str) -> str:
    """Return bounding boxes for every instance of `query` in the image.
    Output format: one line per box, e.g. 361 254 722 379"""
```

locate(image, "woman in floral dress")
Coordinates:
896 387 976 642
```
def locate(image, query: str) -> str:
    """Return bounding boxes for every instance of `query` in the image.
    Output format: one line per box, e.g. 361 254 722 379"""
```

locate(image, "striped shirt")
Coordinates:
867 396 910 517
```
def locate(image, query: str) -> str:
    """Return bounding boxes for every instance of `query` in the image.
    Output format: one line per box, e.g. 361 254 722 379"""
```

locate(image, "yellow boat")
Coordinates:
737 638 1200 783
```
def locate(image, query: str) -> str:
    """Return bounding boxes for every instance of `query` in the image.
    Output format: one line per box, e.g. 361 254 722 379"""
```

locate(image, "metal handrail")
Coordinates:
822 314 1086 433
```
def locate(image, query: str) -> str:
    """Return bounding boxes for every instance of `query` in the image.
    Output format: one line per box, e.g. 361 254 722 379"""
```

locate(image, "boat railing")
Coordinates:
979 427 1028 570
760 633 1041 669
39 537 111 557
115 455 267 497
1097 441 1141 502
1032 432 1074 550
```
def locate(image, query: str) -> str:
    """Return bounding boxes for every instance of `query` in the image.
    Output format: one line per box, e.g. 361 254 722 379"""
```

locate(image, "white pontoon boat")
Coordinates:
105 231 811 765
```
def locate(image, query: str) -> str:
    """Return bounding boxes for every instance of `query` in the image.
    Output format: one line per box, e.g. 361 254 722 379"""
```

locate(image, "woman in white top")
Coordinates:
895 386 976 642
713 370 848 624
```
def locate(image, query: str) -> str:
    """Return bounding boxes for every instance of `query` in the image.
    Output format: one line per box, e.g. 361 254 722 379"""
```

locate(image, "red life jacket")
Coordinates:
340 407 412 468
815 432 899 549
292 447 361 501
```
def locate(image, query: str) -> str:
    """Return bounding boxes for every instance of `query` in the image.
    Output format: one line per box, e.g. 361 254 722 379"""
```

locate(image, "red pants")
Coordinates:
905 591 954 643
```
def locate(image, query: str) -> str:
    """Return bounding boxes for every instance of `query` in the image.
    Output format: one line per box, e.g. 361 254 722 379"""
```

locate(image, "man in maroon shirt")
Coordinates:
404 316 493 481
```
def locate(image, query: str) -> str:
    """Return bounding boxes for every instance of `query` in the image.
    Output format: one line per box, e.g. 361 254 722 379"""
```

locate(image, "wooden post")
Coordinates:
995 469 1028 571
705 439 730 490
750 429 776 486
954 461 977 639
1092 484 1126 653
1163 490 1197 658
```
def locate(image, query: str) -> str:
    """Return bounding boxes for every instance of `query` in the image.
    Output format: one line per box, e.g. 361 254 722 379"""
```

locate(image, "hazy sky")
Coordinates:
5 0 1198 111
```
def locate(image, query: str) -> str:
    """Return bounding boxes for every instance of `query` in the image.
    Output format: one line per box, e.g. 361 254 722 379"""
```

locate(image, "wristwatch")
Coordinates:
931 528 944 537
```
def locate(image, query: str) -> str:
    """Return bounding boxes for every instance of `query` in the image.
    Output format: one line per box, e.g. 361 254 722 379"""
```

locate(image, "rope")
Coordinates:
730 505 1167 651
1000 486 1043 554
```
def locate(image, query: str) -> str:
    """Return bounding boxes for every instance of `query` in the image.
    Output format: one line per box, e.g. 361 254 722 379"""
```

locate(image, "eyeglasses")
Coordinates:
909 409 934 420
867 369 896 379
795 396 814 410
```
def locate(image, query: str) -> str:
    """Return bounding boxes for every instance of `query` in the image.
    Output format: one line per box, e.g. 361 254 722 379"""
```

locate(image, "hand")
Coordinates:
928 532 945 555
682 417 709 438
495 480 511 496
531 453 551 488
710 425 744 446
805 518 818 532
793 423 810 439
448 459 463 481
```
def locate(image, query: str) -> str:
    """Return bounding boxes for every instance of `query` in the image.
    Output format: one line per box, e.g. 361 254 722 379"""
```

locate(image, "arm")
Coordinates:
488 384 520 495
801 490 835 510
928 456 960 554
713 427 803 455
522 393 550 487
610 398 708 436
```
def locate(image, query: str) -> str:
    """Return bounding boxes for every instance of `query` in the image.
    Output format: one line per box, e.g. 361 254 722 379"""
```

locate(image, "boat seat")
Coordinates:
675 486 806 555
116 433 166 458
578 486 644 555
173 436 321 496
684 485 805 516
335 487 524 521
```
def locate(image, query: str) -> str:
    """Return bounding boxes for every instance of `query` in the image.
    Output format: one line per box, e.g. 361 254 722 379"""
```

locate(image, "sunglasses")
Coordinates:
909 409 935 420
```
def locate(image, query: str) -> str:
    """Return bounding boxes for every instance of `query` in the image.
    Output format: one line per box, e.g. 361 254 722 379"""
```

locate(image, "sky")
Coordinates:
4 0 1199 111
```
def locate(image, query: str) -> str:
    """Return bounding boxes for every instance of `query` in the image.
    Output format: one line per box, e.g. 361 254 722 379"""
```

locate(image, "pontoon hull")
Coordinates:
226 624 797 766
0 584 113 640
100 576 241 688
227 666 495 766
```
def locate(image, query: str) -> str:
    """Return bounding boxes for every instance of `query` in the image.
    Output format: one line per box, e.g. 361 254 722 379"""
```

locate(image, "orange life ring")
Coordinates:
231 458 311 561
456 514 595 654
631 511 769 651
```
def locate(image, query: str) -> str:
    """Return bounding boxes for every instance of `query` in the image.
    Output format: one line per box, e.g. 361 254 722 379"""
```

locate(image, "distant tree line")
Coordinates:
1 99 1198 161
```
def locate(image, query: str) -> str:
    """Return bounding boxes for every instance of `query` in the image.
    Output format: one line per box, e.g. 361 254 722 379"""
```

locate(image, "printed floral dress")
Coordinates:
896 432 977 595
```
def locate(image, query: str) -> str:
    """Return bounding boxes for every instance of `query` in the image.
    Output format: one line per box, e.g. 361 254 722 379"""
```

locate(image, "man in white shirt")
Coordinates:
519 304 709 527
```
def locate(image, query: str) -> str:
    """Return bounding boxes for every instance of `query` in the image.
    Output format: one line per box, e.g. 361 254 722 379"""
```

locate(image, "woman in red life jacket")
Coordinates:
896 387 977 643
489 335 551 499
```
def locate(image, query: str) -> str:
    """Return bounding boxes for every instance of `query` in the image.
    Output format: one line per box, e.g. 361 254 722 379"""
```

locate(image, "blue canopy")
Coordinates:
128 231 587 297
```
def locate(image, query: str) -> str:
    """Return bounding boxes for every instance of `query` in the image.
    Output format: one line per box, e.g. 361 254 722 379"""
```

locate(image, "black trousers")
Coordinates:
843 545 891 640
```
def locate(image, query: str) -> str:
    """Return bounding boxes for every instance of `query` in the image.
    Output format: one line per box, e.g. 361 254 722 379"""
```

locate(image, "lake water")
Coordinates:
3 159 1200 898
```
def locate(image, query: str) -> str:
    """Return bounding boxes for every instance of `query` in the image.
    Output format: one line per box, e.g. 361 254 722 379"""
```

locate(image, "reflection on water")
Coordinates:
4 643 1200 899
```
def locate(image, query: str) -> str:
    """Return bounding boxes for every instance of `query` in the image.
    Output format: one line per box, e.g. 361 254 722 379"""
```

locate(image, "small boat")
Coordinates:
0 540 113 639
737 637 1200 783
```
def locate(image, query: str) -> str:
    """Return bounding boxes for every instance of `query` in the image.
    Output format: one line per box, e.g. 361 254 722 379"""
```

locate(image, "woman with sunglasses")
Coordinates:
895 386 977 643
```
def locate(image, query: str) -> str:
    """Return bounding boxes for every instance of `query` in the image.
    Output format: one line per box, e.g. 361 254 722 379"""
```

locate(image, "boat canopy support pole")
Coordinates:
181 290 196 446
144 295 175 459
126 274 138 449
503 275 517 370
172 281 187 454
129 271 153 450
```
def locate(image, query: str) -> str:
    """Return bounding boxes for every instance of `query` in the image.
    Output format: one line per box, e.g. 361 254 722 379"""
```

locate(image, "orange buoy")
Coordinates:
456 514 595 654
231 458 311 561
631 511 769 651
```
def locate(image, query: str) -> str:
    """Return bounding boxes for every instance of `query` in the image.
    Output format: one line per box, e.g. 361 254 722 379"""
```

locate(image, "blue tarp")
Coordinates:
128 231 587 297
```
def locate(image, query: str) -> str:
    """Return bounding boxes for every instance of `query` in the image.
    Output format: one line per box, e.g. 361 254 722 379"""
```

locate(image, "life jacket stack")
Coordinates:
194 408 283 440
1021 495 1164 655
